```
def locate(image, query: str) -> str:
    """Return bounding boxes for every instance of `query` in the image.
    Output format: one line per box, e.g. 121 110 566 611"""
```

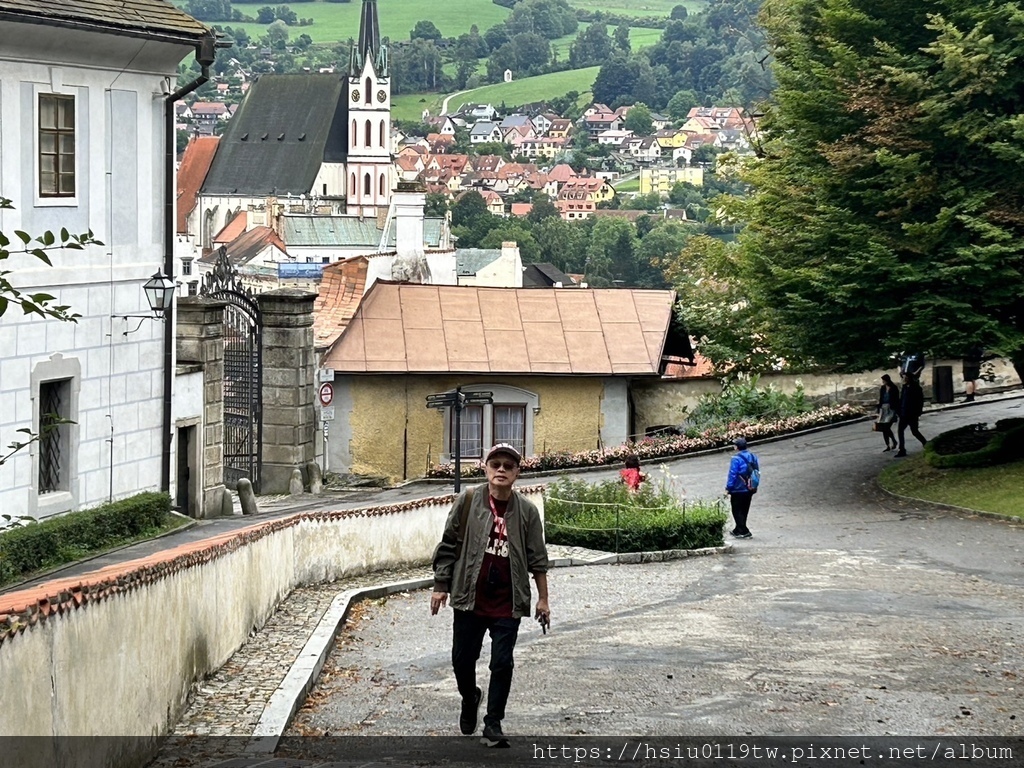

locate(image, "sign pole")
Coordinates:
454 386 462 495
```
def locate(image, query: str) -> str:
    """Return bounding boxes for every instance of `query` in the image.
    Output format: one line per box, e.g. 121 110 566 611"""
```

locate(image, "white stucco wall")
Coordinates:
0 26 195 520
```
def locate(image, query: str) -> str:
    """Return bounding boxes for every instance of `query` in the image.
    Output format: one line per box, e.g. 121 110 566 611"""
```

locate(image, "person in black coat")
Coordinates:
962 344 985 402
895 373 927 457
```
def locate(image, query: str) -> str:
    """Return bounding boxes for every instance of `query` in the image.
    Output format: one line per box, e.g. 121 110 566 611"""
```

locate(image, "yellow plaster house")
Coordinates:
318 282 683 481
639 166 705 196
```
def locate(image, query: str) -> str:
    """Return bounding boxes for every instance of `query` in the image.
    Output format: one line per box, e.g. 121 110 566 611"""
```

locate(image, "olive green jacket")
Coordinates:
432 485 548 619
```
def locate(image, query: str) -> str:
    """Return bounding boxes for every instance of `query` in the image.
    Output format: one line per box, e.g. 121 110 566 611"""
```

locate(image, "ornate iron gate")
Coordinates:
201 248 263 491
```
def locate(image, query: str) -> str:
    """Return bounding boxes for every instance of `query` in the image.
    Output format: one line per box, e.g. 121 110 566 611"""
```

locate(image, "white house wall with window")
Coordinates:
0 3 210 519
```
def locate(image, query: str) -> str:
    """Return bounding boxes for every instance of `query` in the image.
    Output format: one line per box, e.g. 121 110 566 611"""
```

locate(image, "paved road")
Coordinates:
283 398 1024 744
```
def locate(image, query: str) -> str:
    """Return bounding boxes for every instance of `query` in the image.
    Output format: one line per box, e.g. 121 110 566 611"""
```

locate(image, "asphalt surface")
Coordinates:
282 396 1024 743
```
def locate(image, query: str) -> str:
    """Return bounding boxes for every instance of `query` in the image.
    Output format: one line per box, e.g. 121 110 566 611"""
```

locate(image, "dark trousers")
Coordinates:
898 417 927 451
730 492 753 535
452 610 521 729
879 421 896 447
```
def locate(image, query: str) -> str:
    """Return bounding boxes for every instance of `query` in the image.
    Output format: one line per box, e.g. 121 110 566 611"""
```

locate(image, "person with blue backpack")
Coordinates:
725 437 760 539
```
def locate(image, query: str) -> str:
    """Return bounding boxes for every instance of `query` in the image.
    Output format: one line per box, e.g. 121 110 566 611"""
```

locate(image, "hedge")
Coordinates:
0 492 172 586
544 478 726 553
924 419 1024 469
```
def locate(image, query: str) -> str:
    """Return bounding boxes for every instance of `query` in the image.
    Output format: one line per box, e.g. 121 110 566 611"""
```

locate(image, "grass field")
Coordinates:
204 0 705 46
580 0 706 17
451 66 600 112
878 454 1024 518
549 23 663 61
392 66 599 121
213 0 510 46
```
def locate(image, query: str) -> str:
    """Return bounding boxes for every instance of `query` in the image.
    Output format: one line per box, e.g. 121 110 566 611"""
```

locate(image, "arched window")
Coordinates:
379 173 386 196
364 77 371 104
364 173 371 195
379 120 385 148
351 119 357 147
350 173 356 196
365 119 372 146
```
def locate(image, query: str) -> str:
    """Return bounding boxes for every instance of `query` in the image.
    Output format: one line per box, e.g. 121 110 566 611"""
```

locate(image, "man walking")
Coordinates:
431 443 550 748
895 373 928 457
725 437 758 539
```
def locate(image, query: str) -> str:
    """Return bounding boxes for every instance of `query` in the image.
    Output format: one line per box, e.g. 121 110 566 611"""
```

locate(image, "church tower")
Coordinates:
346 0 392 217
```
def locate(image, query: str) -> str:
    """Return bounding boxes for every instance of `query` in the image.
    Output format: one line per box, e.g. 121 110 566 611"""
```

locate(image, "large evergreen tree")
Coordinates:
733 0 1024 372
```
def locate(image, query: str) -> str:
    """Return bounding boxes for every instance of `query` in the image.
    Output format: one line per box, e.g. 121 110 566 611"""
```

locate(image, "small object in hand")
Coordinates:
539 613 549 634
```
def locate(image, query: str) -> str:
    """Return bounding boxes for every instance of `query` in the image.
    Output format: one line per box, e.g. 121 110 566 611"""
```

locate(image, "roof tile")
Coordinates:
321 282 675 376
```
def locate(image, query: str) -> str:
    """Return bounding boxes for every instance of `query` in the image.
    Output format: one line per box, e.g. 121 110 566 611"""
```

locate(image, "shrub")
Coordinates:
0 492 172 586
924 420 1024 469
544 478 726 553
684 374 813 432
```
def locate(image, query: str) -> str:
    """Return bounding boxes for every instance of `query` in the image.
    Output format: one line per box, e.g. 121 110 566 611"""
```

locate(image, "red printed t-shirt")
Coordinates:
473 495 514 618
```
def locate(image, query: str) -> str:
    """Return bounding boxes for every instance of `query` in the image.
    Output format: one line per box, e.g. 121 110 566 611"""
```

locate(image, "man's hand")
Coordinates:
430 590 448 615
535 598 550 632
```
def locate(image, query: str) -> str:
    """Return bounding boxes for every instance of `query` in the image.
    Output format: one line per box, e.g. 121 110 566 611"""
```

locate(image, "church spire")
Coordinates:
358 0 380 63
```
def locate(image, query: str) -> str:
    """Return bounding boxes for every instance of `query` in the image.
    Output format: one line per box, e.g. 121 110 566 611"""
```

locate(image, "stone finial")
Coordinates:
306 461 323 495
289 468 305 496
237 478 259 515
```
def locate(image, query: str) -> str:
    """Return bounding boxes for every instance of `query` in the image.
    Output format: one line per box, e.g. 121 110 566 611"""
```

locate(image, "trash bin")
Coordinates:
932 365 954 404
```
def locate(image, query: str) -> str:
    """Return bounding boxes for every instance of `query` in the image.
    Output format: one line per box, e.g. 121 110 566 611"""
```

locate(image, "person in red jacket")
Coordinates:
619 454 645 491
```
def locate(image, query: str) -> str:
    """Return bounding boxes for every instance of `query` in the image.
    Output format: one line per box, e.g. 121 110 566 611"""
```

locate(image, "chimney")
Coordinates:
501 241 524 287
394 181 426 258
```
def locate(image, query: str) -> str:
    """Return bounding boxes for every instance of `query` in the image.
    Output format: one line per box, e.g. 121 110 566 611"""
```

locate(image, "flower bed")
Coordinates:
426 403 863 479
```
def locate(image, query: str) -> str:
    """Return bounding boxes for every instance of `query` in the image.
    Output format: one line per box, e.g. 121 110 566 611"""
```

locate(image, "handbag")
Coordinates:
876 404 895 425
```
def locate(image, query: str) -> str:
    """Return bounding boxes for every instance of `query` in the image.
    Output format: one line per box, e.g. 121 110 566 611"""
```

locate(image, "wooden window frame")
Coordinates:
38 93 76 199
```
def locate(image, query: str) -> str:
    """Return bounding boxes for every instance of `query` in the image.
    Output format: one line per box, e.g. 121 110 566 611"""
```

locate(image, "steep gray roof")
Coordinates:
523 263 576 287
456 248 502 277
201 74 349 196
281 215 445 249
0 0 208 42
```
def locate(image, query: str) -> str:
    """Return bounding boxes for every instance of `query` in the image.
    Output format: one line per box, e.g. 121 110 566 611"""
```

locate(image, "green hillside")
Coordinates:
392 67 599 122
202 0 510 46
453 66 600 110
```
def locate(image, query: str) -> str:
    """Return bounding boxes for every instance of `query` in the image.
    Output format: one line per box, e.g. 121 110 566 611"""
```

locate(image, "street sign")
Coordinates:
463 391 493 405
318 368 335 383
318 382 334 407
320 406 335 421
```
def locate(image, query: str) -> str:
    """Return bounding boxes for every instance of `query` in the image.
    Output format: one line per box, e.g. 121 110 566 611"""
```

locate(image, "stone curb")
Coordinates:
245 544 733 752
875 479 1024 524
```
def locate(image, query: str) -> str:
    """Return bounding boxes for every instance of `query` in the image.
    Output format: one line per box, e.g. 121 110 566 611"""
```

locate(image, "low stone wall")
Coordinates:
633 359 1022 435
0 488 544 767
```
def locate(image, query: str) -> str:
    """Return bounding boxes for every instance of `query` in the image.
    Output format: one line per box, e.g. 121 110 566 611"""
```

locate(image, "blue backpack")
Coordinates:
743 454 761 492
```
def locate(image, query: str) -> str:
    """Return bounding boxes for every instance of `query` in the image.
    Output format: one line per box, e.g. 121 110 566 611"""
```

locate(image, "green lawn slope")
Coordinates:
392 66 599 122
213 0 510 46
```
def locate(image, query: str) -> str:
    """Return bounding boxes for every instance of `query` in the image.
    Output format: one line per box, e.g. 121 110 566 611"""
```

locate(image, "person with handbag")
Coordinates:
876 374 899 452
430 443 550 748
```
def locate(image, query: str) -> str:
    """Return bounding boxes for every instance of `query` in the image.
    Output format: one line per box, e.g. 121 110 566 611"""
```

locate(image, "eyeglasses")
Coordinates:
487 460 518 471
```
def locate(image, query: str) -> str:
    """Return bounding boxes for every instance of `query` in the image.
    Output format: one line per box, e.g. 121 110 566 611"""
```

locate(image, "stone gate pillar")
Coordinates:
176 296 227 518
256 288 317 494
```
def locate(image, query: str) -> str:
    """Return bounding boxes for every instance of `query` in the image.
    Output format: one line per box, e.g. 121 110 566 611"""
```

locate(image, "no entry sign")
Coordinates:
318 382 334 407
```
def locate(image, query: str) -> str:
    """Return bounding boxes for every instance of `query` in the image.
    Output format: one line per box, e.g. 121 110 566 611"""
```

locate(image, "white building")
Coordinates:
0 2 213 519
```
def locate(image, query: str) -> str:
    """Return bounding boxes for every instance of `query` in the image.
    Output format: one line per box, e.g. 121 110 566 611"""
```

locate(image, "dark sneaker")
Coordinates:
739 532 753 539
460 687 481 735
894 450 907 457
481 722 510 748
